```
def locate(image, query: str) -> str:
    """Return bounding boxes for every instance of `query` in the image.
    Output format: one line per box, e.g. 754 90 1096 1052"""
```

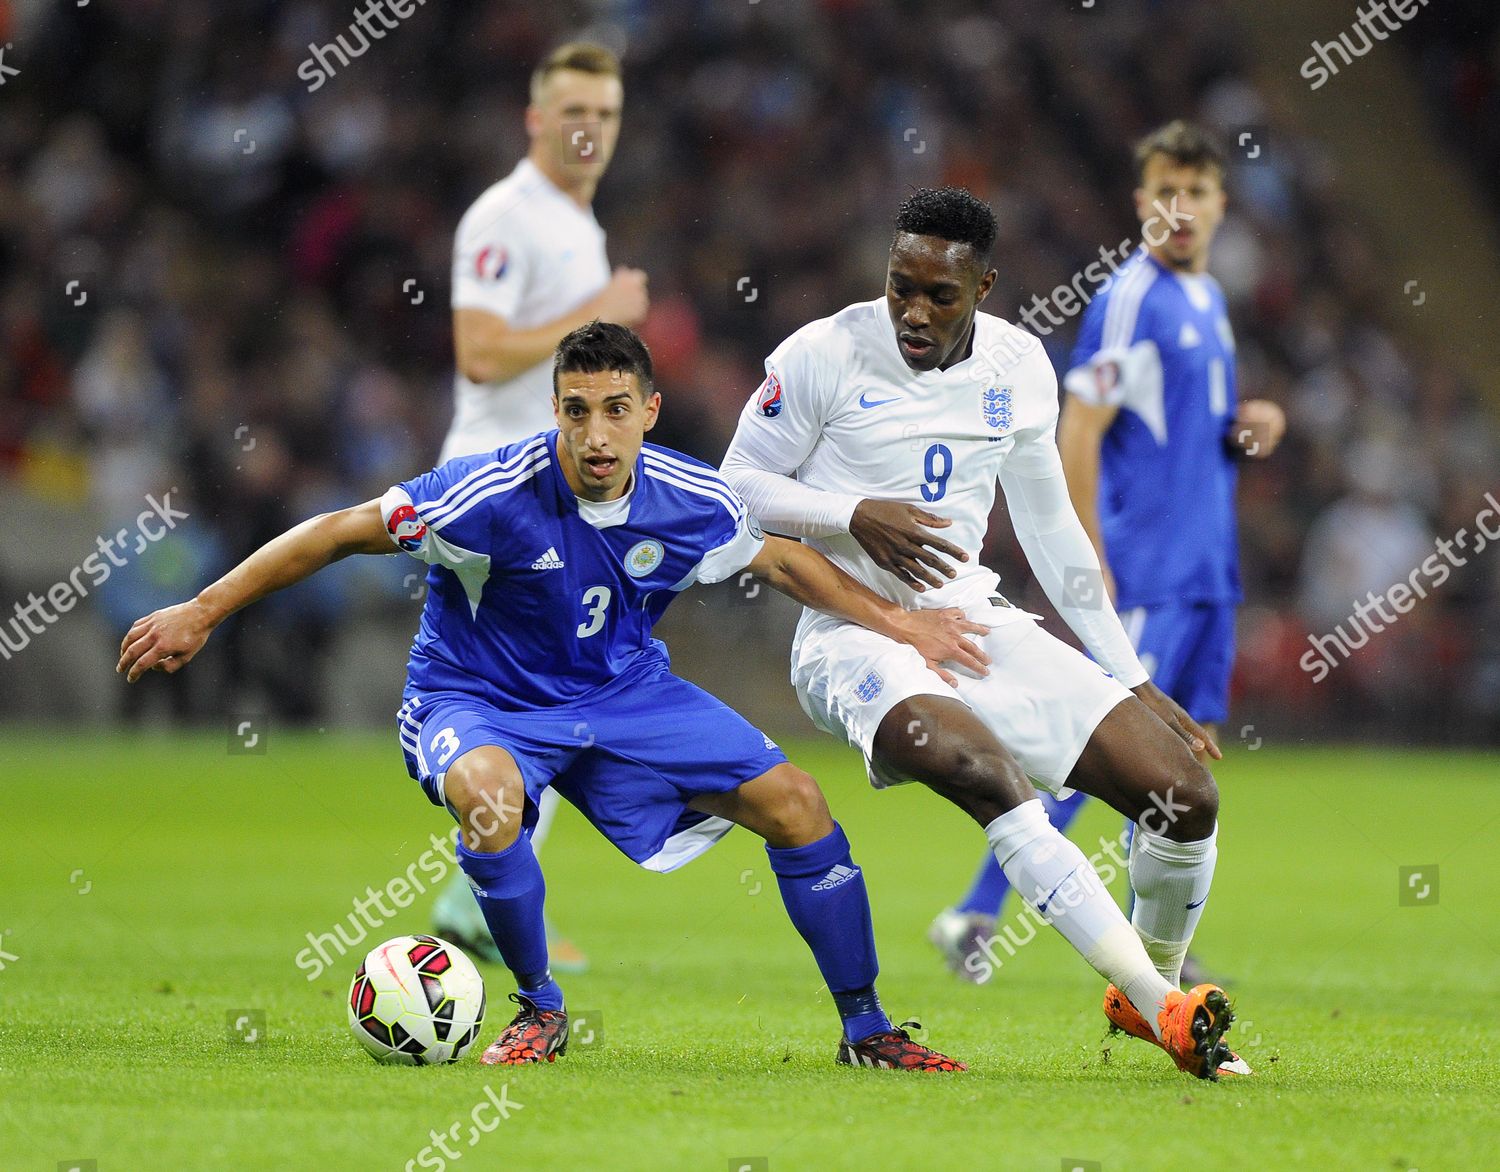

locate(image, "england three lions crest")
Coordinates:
982 385 1014 432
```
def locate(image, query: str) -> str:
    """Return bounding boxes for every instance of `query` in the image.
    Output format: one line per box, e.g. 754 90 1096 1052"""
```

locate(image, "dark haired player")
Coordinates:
435 38 648 970
118 322 984 1071
934 122 1283 1002
722 188 1249 1079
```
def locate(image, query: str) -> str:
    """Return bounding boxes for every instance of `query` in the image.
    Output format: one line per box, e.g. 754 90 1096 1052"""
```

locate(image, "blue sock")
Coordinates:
766 823 890 1043
956 853 1009 917
456 834 563 1012
957 790 1091 916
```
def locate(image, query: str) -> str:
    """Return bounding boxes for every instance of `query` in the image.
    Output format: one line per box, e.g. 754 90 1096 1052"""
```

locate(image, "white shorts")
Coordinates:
792 597 1133 794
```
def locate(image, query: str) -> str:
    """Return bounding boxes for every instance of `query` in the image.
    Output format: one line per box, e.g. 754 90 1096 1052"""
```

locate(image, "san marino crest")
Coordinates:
982 385 1014 432
625 539 665 578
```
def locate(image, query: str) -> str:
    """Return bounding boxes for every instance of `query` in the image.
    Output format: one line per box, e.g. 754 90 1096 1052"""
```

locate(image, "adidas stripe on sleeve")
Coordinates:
380 436 551 574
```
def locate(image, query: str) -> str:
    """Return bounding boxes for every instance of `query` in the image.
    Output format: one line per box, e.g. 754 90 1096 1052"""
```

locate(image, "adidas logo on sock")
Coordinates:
530 546 565 570
812 863 860 891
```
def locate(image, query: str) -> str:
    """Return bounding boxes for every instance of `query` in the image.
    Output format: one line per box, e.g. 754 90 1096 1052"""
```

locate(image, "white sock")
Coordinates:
1129 823 1217 987
530 787 561 855
987 800 1173 1035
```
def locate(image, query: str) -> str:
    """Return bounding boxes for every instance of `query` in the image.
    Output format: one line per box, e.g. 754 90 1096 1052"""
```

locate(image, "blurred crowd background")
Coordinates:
2 0 1497 742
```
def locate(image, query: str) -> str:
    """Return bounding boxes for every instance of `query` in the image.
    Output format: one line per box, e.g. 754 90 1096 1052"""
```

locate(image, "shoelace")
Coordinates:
893 1018 925 1042
507 992 564 1023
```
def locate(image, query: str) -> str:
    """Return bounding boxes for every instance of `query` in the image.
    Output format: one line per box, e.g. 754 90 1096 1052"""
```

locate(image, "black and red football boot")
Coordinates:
836 1022 967 1072
478 993 569 1066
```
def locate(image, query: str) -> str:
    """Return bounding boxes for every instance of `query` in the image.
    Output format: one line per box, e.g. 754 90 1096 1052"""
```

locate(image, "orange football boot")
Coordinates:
1103 982 1247 1080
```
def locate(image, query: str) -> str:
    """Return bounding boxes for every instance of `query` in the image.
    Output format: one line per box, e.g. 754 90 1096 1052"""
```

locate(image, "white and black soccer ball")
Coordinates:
348 934 486 1065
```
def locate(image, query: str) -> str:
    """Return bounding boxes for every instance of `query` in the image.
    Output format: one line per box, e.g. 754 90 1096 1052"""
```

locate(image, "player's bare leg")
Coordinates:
443 746 569 1065
872 694 1238 1076
689 764 965 1072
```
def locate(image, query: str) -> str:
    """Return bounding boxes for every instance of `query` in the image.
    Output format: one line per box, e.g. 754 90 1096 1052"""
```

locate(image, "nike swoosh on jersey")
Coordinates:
858 392 899 408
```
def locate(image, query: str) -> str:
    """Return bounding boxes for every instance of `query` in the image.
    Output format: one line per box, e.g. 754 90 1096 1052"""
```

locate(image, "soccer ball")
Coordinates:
348 934 486 1065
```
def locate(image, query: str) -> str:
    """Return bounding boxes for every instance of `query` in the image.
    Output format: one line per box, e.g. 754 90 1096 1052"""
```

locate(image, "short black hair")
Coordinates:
1133 120 1226 184
553 320 653 397
892 187 998 264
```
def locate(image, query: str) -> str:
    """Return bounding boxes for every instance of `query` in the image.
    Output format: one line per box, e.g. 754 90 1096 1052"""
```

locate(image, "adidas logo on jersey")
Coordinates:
812 863 860 891
530 547 565 570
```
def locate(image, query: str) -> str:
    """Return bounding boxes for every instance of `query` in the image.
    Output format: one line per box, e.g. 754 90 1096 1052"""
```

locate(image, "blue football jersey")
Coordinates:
380 431 765 711
1065 249 1241 608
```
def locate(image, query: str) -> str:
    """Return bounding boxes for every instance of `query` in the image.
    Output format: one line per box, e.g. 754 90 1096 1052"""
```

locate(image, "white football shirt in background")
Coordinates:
443 158 611 462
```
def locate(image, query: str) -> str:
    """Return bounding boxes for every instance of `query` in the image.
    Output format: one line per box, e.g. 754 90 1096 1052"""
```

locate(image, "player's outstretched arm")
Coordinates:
116 500 391 682
747 535 990 685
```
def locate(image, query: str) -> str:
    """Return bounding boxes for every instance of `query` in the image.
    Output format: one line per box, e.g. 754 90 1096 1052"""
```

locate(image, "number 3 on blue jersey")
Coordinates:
921 443 953 502
577 586 611 638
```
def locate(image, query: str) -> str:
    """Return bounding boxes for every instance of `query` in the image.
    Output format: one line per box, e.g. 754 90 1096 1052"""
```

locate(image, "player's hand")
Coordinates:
117 599 215 683
1131 681 1222 760
891 607 992 686
849 499 968 592
592 266 650 327
1230 399 1285 459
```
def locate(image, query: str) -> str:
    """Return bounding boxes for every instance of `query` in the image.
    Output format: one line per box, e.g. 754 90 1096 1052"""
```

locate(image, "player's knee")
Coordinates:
1141 757 1218 842
949 741 1028 802
759 765 833 846
443 754 527 851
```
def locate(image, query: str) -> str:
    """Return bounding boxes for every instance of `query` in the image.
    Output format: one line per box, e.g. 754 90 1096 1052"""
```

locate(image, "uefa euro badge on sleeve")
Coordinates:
756 370 784 418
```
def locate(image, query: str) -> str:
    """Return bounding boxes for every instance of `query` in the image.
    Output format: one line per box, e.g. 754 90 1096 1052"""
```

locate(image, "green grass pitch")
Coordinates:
2 731 1497 1170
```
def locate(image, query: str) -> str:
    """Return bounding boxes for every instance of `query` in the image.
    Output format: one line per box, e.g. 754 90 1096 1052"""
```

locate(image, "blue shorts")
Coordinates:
1117 601 1236 724
395 662 787 872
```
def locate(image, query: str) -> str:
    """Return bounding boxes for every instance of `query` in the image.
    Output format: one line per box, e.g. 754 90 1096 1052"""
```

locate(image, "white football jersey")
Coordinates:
722 298 1062 637
443 158 611 462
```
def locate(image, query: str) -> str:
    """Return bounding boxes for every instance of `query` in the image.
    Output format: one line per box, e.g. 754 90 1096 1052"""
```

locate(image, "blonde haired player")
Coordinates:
432 41 649 966
722 187 1250 1080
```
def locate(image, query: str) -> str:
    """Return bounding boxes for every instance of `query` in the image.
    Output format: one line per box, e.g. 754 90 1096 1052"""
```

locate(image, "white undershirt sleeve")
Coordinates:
999 428 1149 688
719 447 861 538
719 333 863 538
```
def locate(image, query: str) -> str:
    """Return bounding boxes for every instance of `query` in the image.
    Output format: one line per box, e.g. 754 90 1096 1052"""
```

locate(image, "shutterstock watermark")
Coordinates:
295 831 453 980
297 0 429 93
404 1083 523 1172
1300 491 1500 684
1300 0 1430 91
1017 198 1193 338
964 788 1190 983
966 204 1193 389
0 490 189 661
970 332 1041 389
295 773 524 979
